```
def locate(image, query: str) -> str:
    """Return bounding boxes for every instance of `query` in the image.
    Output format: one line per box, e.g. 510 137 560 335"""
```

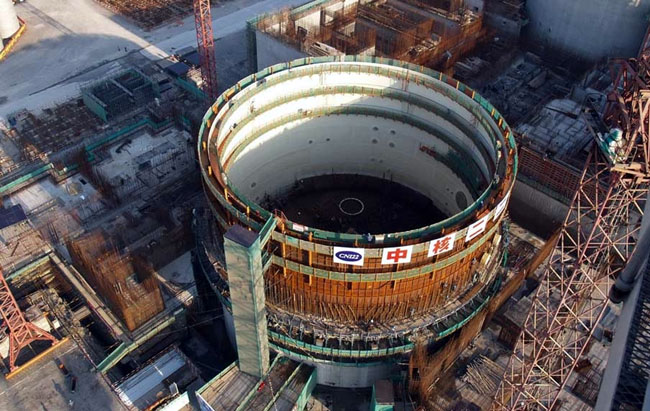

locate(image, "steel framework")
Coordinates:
0 268 57 371
494 30 650 409
193 0 218 102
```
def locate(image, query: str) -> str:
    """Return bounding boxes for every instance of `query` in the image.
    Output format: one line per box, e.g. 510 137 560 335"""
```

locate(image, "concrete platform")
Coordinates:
0 338 123 410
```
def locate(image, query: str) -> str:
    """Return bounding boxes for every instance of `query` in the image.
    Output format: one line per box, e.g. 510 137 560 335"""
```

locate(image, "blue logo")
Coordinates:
335 251 362 262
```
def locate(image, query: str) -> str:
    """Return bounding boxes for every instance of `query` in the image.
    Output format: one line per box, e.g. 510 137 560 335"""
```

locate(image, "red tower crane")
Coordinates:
0 268 57 371
494 29 650 409
193 0 218 102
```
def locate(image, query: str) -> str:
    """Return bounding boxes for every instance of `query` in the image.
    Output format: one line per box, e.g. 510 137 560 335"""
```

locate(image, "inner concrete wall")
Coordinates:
215 64 498 165
525 0 650 61
228 115 473 217
226 93 490 170
465 0 484 13
216 63 499 218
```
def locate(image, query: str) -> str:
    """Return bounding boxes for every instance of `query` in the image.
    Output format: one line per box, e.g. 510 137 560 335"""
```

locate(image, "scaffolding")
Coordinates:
9 100 103 163
494 28 650 411
67 231 164 332
253 0 484 70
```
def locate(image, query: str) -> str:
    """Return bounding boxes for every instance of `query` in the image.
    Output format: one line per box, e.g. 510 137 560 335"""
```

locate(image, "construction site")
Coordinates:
248 0 484 72
0 0 649 410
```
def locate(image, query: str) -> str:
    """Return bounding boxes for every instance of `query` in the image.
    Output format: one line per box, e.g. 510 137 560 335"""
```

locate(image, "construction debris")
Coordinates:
462 355 503 396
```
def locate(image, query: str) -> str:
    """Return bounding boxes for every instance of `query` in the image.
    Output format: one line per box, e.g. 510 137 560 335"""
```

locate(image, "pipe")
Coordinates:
610 188 650 303
595 255 648 410
0 0 20 39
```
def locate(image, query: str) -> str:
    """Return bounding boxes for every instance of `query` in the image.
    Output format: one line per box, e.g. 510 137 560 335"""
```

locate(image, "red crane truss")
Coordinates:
193 0 218 102
494 29 650 409
0 268 57 371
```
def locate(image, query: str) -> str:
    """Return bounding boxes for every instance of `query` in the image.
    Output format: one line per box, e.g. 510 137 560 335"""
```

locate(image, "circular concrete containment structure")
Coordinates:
197 56 517 387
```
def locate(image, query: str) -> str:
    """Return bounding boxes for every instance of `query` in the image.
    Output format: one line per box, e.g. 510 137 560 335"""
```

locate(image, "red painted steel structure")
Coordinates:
193 0 218 102
494 28 650 409
0 268 57 371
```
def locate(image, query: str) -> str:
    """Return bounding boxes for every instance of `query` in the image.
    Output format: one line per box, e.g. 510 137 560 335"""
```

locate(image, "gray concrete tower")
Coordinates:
223 224 270 378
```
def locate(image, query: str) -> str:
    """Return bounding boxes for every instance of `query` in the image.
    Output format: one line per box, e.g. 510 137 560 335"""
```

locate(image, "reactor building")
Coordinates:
196 56 517 387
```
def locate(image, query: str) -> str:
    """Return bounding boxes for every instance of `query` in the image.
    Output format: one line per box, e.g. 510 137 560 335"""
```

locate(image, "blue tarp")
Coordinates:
0 204 27 230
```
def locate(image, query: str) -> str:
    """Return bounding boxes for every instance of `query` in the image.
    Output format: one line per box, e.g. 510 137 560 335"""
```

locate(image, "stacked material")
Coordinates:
463 355 504 395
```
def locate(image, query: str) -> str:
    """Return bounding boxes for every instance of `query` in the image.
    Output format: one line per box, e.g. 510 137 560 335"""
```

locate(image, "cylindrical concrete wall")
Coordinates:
525 0 650 61
0 0 20 39
198 57 517 388
220 300 394 387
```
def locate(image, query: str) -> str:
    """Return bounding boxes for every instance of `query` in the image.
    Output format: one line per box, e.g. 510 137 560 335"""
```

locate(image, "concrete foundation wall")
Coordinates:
485 14 522 37
255 31 307 72
295 11 322 35
525 0 650 61
465 0 484 13
221 300 393 388
300 358 394 388
221 301 237 349
509 180 567 238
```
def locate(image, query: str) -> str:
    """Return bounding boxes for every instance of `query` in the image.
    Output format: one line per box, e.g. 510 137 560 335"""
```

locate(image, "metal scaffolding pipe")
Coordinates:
0 0 20 39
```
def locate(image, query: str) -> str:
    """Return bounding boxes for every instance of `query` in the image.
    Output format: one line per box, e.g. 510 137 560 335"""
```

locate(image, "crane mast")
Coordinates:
193 0 218 102
0 267 57 371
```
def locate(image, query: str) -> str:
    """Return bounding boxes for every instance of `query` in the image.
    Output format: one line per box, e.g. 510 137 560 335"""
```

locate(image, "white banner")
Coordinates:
333 247 365 266
465 215 489 242
381 245 413 265
428 232 456 257
493 192 510 221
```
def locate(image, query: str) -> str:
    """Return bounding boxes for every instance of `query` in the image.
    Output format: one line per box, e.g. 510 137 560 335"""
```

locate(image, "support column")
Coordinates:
224 225 269 378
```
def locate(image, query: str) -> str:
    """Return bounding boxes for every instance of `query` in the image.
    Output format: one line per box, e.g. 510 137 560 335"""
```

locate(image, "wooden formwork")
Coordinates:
264 237 494 324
